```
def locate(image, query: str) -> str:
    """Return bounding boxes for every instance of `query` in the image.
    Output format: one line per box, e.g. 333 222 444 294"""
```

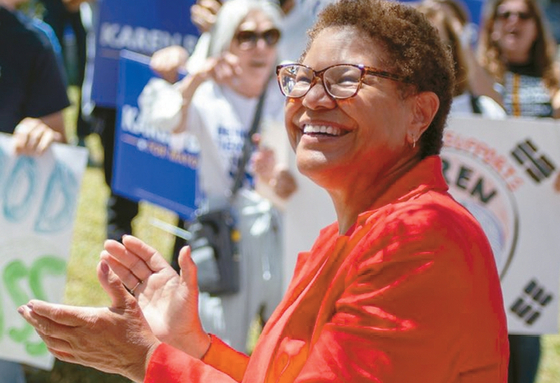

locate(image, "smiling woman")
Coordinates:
18 0 509 382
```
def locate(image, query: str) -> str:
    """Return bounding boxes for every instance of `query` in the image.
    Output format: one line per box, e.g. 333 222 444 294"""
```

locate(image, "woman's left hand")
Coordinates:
253 146 276 183
101 236 211 359
18 261 160 383
271 167 298 199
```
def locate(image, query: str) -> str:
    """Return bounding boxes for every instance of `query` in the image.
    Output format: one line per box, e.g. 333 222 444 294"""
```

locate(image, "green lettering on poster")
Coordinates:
2 256 66 356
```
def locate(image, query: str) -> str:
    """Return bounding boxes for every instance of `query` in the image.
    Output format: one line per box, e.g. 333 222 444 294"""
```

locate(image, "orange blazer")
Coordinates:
145 155 509 383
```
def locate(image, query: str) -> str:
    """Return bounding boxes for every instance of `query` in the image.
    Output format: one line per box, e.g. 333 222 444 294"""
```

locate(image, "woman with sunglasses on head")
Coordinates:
478 1 560 381
18 0 509 381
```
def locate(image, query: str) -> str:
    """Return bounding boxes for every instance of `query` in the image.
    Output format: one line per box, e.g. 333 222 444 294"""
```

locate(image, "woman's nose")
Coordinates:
301 80 337 110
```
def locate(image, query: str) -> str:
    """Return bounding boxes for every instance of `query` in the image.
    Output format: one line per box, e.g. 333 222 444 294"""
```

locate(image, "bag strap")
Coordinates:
470 93 482 115
230 86 267 197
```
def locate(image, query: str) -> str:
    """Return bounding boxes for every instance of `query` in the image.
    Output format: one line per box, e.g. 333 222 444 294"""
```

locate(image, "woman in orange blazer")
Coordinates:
19 0 510 381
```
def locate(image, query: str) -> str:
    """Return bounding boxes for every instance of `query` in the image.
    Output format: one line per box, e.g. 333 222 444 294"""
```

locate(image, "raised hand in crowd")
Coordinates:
190 0 222 33
196 52 244 87
150 45 190 83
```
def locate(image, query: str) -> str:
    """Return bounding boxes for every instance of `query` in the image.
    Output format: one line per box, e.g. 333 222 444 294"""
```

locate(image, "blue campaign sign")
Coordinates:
113 50 200 220
91 0 199 107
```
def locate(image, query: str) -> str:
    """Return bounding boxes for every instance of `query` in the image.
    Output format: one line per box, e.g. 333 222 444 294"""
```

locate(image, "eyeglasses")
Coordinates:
276 63 409 100
235 28 281 50
496 10 533 20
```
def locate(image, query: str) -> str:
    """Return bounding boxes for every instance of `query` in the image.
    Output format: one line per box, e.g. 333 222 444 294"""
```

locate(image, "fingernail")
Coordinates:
17 306 24 314
27 303 33 311
100 261 109 275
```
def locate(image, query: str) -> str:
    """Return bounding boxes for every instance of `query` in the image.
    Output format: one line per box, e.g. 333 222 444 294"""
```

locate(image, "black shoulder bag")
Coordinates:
189 89 267 296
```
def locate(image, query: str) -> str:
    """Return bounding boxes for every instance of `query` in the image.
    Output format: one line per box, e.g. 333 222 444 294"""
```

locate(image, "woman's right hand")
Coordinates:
150 46 189 83
191 0 222 33
101 235 211 359
199 52 242 86
173 52 241 115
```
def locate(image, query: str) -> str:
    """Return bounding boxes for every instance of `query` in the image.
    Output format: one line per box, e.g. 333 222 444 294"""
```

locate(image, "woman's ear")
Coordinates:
408 91 440 144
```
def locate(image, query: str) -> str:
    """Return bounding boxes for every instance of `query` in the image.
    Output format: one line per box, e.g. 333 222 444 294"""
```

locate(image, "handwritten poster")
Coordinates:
0 134 87 369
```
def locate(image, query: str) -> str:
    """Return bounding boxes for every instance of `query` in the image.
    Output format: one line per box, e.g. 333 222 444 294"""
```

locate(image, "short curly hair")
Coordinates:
305 0 454 157
417 2 469 97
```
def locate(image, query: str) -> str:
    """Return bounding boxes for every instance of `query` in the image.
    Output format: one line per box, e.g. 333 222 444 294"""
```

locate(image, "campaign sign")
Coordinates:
442 116 560 334
113 51 199 221
0 135 87 369
91 0 199 107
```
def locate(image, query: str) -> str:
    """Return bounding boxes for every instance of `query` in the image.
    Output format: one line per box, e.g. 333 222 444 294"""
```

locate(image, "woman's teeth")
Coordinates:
303 125 342 136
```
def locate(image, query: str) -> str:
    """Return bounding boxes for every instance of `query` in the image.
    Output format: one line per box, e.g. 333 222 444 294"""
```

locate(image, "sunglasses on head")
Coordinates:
496 10 533 20
235 28 281 50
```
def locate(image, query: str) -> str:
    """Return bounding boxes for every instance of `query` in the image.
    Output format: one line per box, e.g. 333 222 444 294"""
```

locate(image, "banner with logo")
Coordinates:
113 51 199 220
91 0 199 107
442 116 560 334
0 135 87 369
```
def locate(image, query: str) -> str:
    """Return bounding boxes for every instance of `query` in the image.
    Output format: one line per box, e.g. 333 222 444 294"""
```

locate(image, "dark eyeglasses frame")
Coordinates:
496 10 533 20
235 28 281 50
275 63 410 100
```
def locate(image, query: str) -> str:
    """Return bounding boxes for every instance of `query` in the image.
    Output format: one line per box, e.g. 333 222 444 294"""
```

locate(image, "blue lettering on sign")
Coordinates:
121 104 170 144
35 163 78 233
0 146 5 185
2 157 38 222
1 157 78 234
99 22 197 55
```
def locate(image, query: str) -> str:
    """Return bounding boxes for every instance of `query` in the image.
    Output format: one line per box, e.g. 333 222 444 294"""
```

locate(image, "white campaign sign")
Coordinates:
0 134 87 369
443 116 560 335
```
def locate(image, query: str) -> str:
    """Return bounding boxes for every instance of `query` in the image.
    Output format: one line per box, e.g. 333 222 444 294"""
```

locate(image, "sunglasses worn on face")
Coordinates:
276 63 409 100
235 28 281 50
496 10 533 20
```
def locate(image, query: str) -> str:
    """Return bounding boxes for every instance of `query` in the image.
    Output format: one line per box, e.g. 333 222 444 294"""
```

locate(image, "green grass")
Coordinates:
23 88 560 382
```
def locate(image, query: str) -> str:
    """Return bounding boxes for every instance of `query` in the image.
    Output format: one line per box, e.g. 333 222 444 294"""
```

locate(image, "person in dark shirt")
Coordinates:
0 0 70 140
